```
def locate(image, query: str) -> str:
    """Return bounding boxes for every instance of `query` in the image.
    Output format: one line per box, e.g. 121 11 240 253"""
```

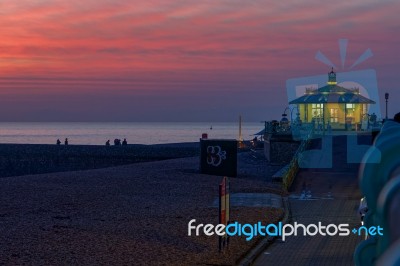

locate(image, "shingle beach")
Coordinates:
0 144 284 265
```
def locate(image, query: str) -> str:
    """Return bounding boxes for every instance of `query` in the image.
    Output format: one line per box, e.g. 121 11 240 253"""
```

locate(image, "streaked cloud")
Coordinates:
0 0 399 121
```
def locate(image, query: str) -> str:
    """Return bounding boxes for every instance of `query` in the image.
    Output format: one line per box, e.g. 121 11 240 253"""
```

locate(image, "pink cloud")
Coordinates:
0 0 399 120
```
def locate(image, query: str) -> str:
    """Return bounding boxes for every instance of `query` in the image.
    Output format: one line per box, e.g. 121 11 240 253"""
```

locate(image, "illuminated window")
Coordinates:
346 103 355 118
312 104 323 118
330 108 339 123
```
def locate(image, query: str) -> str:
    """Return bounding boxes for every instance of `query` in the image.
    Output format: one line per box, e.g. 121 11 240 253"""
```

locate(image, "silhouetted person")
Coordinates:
251 136 258 147
114 139 121 145
106 140 110 146
122 138 127 145
65 138 69 145
56 139 61 145
394 112 400 123
370 113 377 126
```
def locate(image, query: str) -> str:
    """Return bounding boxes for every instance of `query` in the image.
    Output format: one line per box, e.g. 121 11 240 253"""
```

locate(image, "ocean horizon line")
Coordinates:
0 121 262 145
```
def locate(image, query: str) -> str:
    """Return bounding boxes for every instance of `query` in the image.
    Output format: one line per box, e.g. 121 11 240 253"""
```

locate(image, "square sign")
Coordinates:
200 139 237 177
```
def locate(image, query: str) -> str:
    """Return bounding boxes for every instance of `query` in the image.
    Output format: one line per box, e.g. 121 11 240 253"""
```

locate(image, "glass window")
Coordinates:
330 108 339 123
311 104 323 118
346 103 356 123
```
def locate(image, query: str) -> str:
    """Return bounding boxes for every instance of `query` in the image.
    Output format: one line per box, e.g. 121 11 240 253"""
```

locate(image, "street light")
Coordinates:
385 92 389 120
290 106 300 124
281 107 290 121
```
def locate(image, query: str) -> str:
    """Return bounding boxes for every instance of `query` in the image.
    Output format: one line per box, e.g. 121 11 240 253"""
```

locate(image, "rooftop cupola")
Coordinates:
327 67 337 85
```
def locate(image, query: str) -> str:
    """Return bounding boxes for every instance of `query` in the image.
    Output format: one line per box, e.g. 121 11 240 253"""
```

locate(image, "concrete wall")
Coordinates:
264 134 300 165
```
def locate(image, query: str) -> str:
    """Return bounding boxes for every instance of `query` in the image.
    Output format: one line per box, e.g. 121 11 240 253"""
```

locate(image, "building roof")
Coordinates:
289 69 376 104
289 90 376 104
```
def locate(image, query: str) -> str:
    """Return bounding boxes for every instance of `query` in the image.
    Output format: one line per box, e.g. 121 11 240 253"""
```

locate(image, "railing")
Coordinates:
354 121 400 265
264 119 383 139
264 121 314 138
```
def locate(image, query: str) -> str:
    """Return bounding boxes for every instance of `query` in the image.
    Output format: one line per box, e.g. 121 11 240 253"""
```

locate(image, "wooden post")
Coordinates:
239 115 243 142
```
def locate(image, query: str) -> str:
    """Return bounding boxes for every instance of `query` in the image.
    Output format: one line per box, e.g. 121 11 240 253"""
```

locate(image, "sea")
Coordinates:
0 122 264 145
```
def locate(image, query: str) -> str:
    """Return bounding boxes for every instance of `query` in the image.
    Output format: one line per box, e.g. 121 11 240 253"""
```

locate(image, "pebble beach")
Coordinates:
0 143 284 265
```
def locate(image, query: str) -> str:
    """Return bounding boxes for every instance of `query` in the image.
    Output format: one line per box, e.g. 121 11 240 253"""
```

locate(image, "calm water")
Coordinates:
0 122 263 145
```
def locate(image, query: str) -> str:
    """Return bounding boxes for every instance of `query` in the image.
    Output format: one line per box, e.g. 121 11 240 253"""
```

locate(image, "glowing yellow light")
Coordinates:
327 81 337 85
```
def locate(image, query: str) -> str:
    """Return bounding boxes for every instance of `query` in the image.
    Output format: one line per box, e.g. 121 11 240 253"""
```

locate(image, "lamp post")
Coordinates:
281 107 290 122
385 92 389 120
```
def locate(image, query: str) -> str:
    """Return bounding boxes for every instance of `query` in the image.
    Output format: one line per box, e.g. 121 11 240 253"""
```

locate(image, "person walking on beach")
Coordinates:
56 139 61 145
65 138 69 145
122 138 127 145
106 140 110 146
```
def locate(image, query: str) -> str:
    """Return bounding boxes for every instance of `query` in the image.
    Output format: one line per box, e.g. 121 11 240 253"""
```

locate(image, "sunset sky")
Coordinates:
0 0 399 122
